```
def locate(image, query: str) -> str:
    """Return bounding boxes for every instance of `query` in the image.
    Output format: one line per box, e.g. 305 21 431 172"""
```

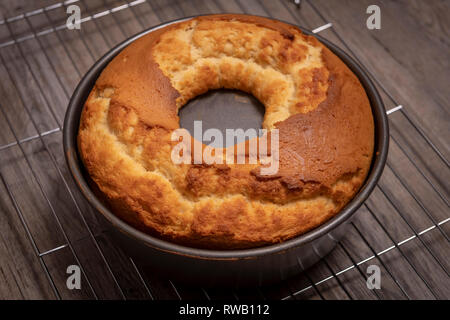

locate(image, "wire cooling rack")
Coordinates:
0 0 448 300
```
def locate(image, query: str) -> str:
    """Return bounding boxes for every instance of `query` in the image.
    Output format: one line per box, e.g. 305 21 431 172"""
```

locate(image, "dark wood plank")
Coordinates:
388 110 449 205
44 132 110 236
378 165 450 270
0 109 15 147
365 189 449 299
132 262 181 300
15 138 128 299
0 0 57 20
202 288 238 301
13 20 81 100
42 246 95 300
0 174 58 299
323 245 378 300
353 206 437 299
260 270 322 300
342 223 409 300
41 8 96 77
305 260 351 300
0 144 67 253
170 283 209 300
95 231 154 299
0 31 67 128
176 0 222 15
0 57 38 140
70 236 125 299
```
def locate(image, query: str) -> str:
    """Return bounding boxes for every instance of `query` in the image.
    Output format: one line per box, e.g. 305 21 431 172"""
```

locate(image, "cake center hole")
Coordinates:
179 89 265 148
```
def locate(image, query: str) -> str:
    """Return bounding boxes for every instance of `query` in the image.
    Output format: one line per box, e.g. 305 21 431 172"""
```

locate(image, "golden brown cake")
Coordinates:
78 14 374 249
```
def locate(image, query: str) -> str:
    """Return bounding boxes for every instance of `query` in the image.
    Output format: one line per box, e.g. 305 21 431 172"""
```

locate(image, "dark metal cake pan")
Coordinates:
63 15 389 287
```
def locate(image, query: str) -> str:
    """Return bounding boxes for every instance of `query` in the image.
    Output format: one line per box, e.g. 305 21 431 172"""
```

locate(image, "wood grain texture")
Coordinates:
0 0 448 300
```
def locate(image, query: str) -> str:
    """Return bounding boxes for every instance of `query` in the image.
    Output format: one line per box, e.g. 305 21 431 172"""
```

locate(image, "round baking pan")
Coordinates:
63 15 389 287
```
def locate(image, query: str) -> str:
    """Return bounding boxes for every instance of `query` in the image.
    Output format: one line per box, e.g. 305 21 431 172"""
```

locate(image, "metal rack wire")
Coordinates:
0 0 447 300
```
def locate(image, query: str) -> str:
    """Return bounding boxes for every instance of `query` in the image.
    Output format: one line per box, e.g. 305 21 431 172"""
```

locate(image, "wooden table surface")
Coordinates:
0 0 448 300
